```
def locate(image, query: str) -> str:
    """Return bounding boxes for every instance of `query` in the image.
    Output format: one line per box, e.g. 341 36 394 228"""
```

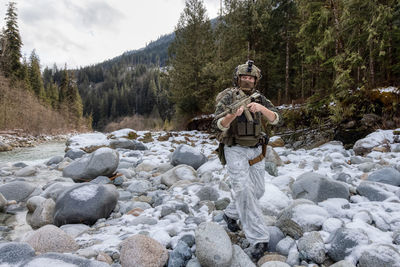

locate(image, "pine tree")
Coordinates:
169 0 217 115
28 49 45 100
0 1 22 79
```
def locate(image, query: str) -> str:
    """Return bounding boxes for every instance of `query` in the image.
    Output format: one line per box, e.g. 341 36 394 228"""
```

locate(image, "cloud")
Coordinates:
0 0 219 68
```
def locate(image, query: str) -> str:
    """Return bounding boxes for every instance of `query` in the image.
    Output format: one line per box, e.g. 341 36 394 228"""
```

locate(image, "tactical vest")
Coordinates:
221 90 263 147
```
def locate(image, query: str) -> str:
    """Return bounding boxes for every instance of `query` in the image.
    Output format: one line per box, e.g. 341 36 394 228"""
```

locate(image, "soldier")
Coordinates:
212 60 279 261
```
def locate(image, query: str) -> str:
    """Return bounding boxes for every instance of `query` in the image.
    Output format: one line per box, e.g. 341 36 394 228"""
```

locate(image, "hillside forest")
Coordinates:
0 0 399 135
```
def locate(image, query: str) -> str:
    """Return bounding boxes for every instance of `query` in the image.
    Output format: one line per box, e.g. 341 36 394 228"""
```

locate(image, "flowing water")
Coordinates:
0 141 66 164
0 141 66 241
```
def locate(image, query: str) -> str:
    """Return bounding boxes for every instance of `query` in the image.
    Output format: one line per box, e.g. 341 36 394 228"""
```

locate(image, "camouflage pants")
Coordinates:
224 145 270 245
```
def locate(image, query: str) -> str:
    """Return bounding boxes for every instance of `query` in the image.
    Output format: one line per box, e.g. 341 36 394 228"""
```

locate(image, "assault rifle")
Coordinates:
215 91 261 122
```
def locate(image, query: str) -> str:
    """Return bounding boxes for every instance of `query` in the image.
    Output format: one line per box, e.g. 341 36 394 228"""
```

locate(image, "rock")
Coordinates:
65 148 86 160
62 147 119 182
136 160 158 172
265 146 283 166
40 182 76 202
13 162 28 168
269 136 285 147
196 186 220 201
130 216 158 226
110 138 147 150
127 180 152 195
120 234 169 267
259 183 291 216
322 218 343 233
291 172 349 203
171 144 207 170
120 201 152 214
257 254 286 266
14 165 37 176
260 261 290 267
394 230 400 245
276 236 295 256
180 234 195 247
186 258 202 267
21 252 109 266
297 231 325 264
60 224 90 238
327 227 369 262
215 198 230 210
358 244 400 267
357 162 377 173
231 244 256 267
97 252 113 265
367 167 400 186
27 198 55 229
0 181 36 202
26 196 46 213
276 199 329 239
265 162 278 176
266 226 285 252
23 224 79 254
329 260 356 267
91 176 112 184
286 245 300 266
168 240 192 267
46 155 64 166
195 222 233 267
357 181 397 201
53 184 118 226
160 165 198 187
0 141 12 152
0 242 35 265
0 192 7 211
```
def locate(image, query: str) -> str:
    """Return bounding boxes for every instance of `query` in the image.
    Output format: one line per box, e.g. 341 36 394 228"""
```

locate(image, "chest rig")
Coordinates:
222 89 263 147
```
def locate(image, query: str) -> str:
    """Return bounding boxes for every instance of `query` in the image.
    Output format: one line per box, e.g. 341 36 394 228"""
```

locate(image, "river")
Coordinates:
0 141 66 165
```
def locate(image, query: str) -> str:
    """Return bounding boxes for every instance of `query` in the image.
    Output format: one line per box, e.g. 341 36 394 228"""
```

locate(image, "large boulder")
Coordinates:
23 224 79 254
297 231 325 264
120 234 169 267
160 165 198 187
327 227 369 262
0 242 35 265
62 147 119 182
53 184 118 226
14 165 37 177
367 167 400 186
195 222 233 267
276 199 329 239
358 244 400 267
353 129 394 155
357 181 398 201
110 138 147 150
265 146 283 166
21 252 109 267
171 144 207 170
291 172 349 203
0 181 36 202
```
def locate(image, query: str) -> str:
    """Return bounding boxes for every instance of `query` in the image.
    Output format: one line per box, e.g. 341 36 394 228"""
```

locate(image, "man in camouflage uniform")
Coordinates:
212 61 279 261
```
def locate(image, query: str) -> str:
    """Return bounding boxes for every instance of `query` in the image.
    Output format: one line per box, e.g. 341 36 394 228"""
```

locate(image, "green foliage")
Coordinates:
0 1 23 79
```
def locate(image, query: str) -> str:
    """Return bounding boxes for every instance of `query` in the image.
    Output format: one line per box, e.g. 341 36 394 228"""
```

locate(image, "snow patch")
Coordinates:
70 185 98 201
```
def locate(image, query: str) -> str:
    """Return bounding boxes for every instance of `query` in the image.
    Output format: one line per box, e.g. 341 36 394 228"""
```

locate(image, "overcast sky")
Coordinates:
0 0 220 69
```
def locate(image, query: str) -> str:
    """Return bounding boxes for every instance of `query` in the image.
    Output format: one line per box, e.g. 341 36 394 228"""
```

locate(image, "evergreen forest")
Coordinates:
1 0 399 133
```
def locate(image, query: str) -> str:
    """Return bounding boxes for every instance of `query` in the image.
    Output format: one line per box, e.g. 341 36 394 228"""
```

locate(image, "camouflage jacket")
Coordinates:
211 87 280 141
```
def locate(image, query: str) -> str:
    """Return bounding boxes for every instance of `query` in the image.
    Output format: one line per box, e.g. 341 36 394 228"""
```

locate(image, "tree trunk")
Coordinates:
369 44 375 88
285 29 290 103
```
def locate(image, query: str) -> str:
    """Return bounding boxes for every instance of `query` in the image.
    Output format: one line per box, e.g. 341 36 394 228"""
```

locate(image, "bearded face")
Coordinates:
239 75 256 94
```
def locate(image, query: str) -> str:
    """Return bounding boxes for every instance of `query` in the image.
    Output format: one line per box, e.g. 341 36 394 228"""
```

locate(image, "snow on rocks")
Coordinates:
353 128 400 155
2 127 400 266
53 184 118 226
62 147 119 182
170 144 208 170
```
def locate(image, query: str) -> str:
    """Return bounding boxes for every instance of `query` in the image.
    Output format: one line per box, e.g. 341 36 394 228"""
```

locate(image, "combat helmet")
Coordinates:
233 60 262 87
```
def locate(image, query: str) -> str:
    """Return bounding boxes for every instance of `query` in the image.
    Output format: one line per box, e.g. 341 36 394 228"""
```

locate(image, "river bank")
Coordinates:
0 130 75 152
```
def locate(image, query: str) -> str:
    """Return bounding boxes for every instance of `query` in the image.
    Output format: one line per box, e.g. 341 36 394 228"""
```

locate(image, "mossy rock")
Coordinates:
126 131 138 140
139 132 153 143
394 130 400 135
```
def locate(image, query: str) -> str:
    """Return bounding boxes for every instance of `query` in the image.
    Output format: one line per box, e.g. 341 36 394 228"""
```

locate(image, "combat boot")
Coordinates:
250 242 268 261
222 213 240 232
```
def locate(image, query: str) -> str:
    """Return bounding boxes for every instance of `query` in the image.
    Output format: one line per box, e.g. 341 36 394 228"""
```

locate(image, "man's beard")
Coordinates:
239 80 255 94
